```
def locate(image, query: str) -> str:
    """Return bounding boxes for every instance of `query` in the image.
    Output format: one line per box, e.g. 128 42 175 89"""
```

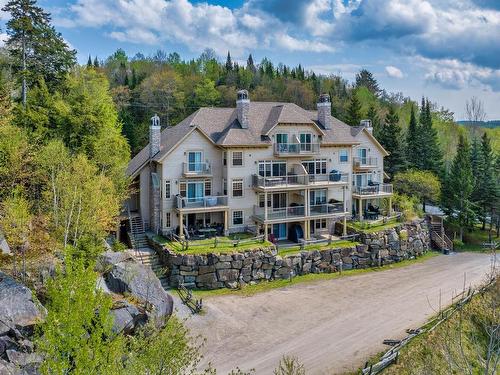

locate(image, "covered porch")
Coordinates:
352 195 393 221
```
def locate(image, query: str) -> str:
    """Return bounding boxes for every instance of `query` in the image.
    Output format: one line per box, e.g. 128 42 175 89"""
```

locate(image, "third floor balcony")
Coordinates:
182 162 212 177
353 157 378 169
252 172 348 191
273 142 320 157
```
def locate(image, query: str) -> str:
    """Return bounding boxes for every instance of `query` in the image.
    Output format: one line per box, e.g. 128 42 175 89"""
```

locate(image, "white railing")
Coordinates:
309 203 345 216
353 157 378 167
353 183 393 195
253 202 345 221
273 143 320 156
182 162 211 175
175 195 228 209
252 172 348 189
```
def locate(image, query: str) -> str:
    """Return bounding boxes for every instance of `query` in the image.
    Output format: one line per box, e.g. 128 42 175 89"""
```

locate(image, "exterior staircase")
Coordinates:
429 215 453 253
127 212 168 288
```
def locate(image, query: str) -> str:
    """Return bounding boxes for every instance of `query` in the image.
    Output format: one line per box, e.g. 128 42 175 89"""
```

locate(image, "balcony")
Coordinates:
352 183 393 197
182 162 211 177
353 157 378 169
273 143 320 157
175 195 228 212
252 203 346 223
252 172 348 191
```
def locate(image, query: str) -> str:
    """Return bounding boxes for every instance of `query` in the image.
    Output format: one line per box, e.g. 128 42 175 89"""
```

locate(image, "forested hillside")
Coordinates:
93 49 499 162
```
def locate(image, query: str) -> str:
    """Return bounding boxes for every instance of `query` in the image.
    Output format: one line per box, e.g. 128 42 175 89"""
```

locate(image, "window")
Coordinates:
339 150 349 163
164 180 171 199
165 212 171 228
187 151 203 172
276 133 288 144
223 179 227 195
302 159 327 175
223 152 227 166
315 219 327 229
232 179 243 197
258 161 286 177
204 180 211 196
232 211 243 225
180 181 186 197
300 133 312 151
310 189 327 205
259 194 272 208
232 151 243 166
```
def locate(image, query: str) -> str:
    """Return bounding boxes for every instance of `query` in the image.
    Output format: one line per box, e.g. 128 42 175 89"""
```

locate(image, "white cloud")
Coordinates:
0 0 8 21
385 66 404 79
0 33 7 48
420 57 500 92
307 63 361 80
274 33 334 53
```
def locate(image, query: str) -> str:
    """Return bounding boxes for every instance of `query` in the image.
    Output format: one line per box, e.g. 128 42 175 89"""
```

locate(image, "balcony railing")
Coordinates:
309 203 345 216
252 172 348 189
353 157 378 168
273 143 320 156
253 202 345 221
175 195 228 210
182 162 211 175
353 183 393 195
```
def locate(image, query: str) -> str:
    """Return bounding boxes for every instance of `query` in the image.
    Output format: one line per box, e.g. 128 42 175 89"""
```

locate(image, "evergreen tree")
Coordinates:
366 104 381 138
87 54 92 68
345 90 362 126
93 56 99 68
247 54 256 73
225 51 233 71
355 69 380 96
406 104 422 169
2 0 76 106
441 135 475 240
420 99 443 175
378 106 406 178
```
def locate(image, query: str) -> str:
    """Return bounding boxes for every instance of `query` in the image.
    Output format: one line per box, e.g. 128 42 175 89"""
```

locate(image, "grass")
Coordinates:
154 233 274 255
190 251 440 299
348 218 402 233
277 240 359 257
445 222 499 252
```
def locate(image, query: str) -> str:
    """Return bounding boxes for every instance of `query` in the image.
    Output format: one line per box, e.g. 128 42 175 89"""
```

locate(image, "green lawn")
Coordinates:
191 251 440 299
445 223 498 252
348 218 402 233
154 233 274 255
277 240 359 257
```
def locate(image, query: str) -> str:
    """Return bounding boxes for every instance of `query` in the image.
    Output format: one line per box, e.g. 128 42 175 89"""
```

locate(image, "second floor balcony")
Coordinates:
175 195 228 212
252 172 348 190
352 183 393 197
252 202 346 222
182 162 211 177
273 142 320 157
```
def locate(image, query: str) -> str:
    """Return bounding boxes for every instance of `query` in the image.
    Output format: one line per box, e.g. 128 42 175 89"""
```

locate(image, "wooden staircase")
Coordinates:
429 216 453 253
127 211 168 288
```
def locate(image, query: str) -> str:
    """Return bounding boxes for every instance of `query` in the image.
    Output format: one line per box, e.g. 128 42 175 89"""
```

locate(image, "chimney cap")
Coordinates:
151 113 160 127
360 119 372 127
318 93 331 104
237 89 249 101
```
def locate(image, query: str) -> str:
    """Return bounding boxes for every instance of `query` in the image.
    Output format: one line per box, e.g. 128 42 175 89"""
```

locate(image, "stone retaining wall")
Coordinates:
149 220 430 290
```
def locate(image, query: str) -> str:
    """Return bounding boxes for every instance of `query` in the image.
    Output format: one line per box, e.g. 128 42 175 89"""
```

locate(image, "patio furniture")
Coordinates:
329 169 342 182
198 228 217 238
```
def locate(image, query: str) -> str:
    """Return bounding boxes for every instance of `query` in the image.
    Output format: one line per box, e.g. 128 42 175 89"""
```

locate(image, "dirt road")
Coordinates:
183 252 494 374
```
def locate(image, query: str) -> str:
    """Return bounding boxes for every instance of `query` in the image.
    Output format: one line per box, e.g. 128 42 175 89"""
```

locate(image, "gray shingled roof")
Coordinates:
127 101 361 177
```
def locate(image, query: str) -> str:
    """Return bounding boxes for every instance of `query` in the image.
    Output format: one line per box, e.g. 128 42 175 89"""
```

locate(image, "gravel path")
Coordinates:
181 252 495 374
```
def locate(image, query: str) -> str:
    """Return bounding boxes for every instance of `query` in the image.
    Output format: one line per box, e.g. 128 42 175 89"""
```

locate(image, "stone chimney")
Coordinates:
360 119 373 134
317 93 332 130
150 114 161 158
236 89 250 129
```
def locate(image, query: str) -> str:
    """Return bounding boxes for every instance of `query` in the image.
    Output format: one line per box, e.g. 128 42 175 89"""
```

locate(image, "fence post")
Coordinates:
339 259 343 275
378 250 381 267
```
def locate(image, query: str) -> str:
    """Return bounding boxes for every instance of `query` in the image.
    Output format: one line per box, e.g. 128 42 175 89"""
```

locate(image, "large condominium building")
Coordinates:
126 90 393 241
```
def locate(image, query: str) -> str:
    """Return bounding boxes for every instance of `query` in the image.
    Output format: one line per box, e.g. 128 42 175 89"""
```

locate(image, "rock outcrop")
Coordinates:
0 272 46 374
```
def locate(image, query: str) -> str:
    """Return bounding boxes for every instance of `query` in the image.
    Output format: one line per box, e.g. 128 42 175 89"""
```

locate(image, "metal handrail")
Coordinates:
353 184 393 195
353 157 378 167
273 143 320 155
252 172 348 188
175 195 228 209
183 162 211 175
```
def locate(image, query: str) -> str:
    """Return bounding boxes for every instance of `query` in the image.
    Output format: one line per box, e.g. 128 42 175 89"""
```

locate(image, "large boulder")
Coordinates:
0 232 10 255
0 272 46 335
98 251 173 324
110 300 147 335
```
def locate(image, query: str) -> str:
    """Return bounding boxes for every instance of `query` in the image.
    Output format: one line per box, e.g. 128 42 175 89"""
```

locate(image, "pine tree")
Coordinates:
225 51 233 71
93 56 99 68
87 54 92 68
441 135 475 240
406 104 422 169
345 91 362 126
355 69 380 96
378 106 406 178
2 0 76 106
366 104 381 138
247 54 256 73
420 99 443 175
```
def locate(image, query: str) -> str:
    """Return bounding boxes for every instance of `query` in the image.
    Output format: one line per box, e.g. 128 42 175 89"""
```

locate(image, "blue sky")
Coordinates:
1 0 500 119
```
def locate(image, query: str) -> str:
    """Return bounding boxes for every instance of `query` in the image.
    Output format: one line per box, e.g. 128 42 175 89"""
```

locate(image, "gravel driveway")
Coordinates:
182 252 495 374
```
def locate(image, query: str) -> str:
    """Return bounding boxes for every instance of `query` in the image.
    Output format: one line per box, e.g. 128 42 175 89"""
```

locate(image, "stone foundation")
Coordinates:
149 220 430 290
